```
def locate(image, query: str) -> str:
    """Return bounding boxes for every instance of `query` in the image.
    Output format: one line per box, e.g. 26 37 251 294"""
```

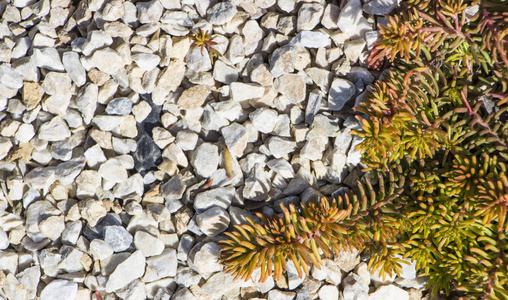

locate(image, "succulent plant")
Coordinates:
219 0 508 298
189 27 222 62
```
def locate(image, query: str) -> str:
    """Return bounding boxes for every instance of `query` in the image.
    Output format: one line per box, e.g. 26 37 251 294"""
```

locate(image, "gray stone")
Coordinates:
267 158 295 179
106 97 133 115
104 225 133 252
268 289 295 300
284 167 316 196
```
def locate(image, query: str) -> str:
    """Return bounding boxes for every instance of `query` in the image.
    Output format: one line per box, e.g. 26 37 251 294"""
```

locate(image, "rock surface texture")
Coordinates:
0 0 429 299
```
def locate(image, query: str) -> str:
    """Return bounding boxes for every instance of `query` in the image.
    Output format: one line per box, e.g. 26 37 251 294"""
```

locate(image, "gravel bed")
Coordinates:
0 0 435 299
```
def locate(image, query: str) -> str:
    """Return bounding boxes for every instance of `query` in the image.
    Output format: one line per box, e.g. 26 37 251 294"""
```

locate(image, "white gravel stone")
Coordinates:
318 285 339 300
39 215 65 240
0 137 12 160
185 46 212 72
188 242 224 279
90 239 114 261
98 158 128 183
321 3 341 29
132 53 161 71
33 47 65 71
191 142 219 178
89 48 126 75
370 285 409 300
0 64 23 89
290 31 331 49
213 60 239 84
104 225 133 252
221 123 248 157
249 107 278 134
143 248 178 282
40 280 77 300
106 250 146 292
364 0 400 15
328 78 356 111
230 82 265 102
137 0 164 24
267 290 296 300
267 137 297 159
38 116 71 141
338 0 372 38
297 3 323 31
134 230 165 257
194 187 235 212
207 2 237 25
196 207 230 237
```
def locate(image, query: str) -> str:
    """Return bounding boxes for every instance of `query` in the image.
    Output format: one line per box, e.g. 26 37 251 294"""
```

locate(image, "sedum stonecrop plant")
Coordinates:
219 0 508 298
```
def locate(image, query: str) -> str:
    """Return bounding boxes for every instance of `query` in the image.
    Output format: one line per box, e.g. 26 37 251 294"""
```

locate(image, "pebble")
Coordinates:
104 225 133 252
194 187 235 212
0 64 23 89
222 123 248 157
297 3 323 31
106 250 146 292
40 280 77 300
267 137 297 159
38 116 71 141
105 97 133 115
134 230 165 257
290 31 331 49
207 1 237 25
89 48 126 75
191 143 219 178
98 158 128 183
328 78 356 111
370 285 409 300
230 82 265 102
143 248 178 282
274 74 306 103
196 207 230 237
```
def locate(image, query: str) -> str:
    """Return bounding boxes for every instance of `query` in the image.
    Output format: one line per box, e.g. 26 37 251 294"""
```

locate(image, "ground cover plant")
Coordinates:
219 0 508 298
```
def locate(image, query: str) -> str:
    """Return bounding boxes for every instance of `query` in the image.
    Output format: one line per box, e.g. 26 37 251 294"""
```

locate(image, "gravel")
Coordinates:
0 0 430 299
